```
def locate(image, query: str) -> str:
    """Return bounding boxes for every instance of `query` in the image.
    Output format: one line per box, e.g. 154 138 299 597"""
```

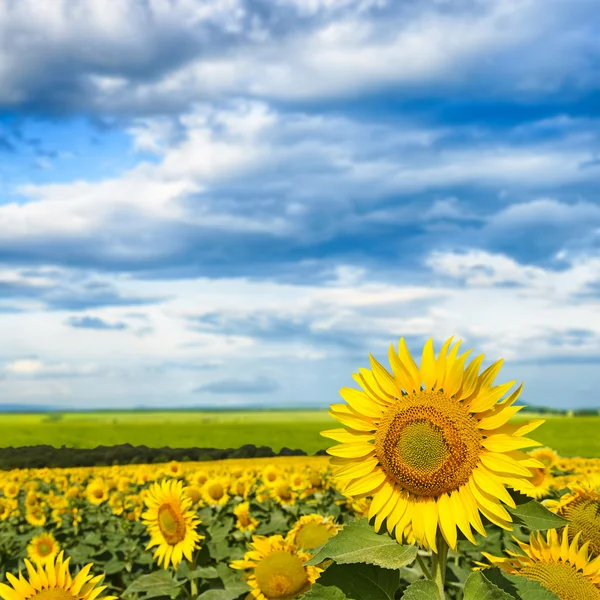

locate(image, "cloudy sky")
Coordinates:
0 0 599 410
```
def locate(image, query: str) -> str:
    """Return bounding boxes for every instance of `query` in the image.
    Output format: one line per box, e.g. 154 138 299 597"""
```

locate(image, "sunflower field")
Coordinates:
1 337 599 600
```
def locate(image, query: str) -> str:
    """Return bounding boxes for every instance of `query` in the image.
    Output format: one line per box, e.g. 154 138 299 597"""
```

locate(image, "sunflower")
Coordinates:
0 551 117 600
85 479 108 505
323 336 544 551
230 535 322 600
234 502 259 533
286 515 341 550
142 479 204 570
512 467 555 500
529 447 559 470
545 484 600 557
3 482 19 499
25 506 46 528
481 527 600 599
270 479 297 507
27 532 60 566
202 478 230 506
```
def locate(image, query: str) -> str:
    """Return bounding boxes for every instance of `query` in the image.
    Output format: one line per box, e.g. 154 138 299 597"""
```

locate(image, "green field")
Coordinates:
0 410 598 457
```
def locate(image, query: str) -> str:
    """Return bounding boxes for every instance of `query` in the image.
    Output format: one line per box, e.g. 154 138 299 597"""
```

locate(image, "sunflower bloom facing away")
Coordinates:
482 527 600 599
323 336 545 551
0 551 117 600
142 479 204 570
230 535 322 600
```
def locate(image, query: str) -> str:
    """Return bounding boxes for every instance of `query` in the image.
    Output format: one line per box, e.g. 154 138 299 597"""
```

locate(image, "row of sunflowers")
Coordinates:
1 336 600 599
0 449 597 599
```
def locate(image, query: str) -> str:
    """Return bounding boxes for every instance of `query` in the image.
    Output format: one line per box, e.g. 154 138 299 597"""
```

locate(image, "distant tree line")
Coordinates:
0 444 327 471
520 406 600 415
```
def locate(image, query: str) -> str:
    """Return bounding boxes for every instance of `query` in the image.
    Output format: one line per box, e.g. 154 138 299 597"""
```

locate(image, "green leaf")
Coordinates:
123 571 183 599
305 518 417 570
506 500 569 531
463 571 514 600
256 509 289 535
300 583 351 599
483 567 560 600
215 563 251 596
317 563 400 600
208 517 234 543
196 591 239 600
401 580 441 600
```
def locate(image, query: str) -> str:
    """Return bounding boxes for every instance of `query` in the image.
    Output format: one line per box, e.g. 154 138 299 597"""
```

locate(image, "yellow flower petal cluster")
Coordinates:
142 479 204 570
482 527 600 599
230 535 322 600
285 514 341 550
0 551 117 600
323 336 545 551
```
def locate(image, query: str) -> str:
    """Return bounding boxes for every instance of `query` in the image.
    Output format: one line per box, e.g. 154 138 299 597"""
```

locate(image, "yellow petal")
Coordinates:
343 469 387 497
477 402 524 430
455 354 485 400
471 465 516 508
321 428 375 443
469 381 517 413
450 489 476 544
398 337 422 391
479 452 535 477
388 344 417 392
327 442 375 458
368 480 395 521
482 434 542 452
339 388 384 418
369 354 401 399
420 338 437 391
438 493 457 550
332 457 378 480
444 350 473 397
434 336 455 389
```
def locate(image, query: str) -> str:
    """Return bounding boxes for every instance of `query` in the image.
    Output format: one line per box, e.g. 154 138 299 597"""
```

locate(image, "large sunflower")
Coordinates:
230 535 322 600
323 336 544 551
142 479 204 570
0 551 117 600
482 527 600 599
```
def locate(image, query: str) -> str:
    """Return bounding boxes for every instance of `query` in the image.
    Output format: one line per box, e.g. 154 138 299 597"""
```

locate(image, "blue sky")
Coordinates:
0 0 599 410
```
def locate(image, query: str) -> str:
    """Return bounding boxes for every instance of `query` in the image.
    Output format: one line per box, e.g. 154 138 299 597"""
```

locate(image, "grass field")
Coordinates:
0 410 599 457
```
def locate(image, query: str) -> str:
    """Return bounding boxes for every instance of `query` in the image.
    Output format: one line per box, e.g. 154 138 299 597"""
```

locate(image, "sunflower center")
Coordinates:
564 497 600 556
531 468 546 487
157 504 186 545
208 483 224 499
255 551 309 599
375 390 482 497
295 522 334 550
93 489 104 498
520 562 600 600
32 591 75 600
37 541 53 556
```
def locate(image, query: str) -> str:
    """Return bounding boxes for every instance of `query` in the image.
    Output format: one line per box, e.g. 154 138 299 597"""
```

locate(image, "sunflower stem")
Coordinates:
416 553 432 580
430 530 448 599
188 556 198 598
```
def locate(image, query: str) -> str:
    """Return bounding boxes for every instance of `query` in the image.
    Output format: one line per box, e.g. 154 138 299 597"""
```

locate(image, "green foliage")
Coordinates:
505 500 569 531
401 580 441 600
300 583 351 599
306 518 417 569
316 563 401 600
0 411 598 458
